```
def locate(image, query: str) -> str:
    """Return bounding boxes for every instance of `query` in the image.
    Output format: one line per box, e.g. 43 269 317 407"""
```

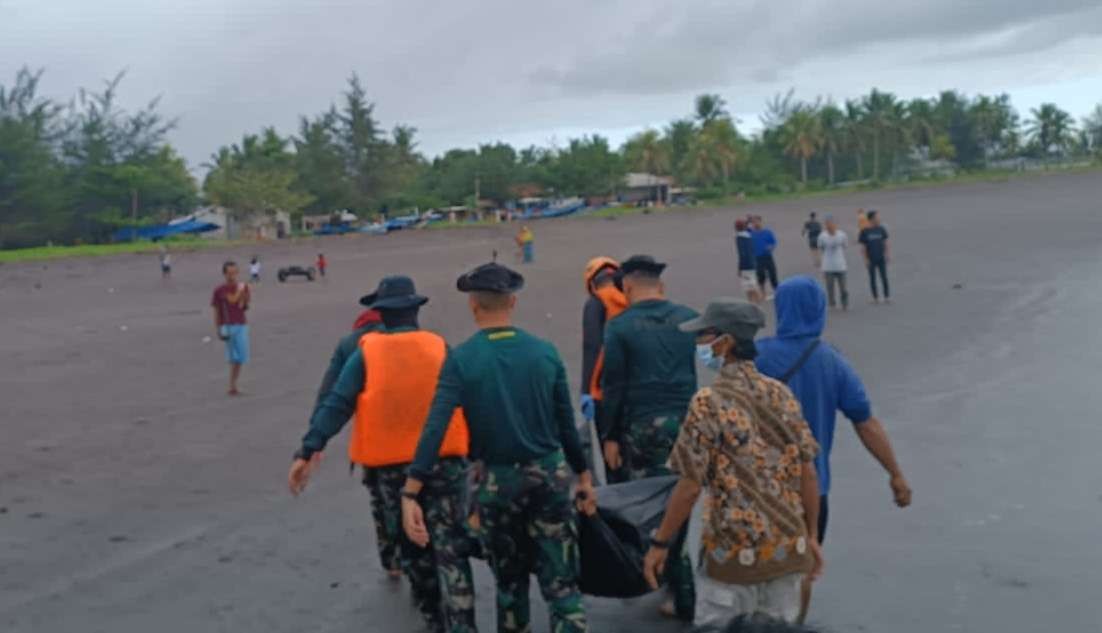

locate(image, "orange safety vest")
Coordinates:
350 330 469 467
588 284 629 400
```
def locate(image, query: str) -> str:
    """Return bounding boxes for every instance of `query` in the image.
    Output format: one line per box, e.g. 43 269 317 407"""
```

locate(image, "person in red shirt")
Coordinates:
316 252 327 278
210 260 251 395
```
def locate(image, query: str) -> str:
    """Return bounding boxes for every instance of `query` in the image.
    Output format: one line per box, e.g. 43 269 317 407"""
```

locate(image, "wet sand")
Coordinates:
2 171 1101 632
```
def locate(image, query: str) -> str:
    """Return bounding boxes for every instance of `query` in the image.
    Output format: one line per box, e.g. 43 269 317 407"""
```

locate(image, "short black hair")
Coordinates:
222 260 237 273
624 270 661 286
810 212 816 218
867 210 878 220
732 338 758 360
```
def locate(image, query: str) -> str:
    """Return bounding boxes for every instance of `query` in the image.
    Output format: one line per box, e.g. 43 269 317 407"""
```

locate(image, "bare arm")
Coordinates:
800 462 824 580
653 478 701 543
643 477 701 589
211 306 221 331
854 416 912 507
800 461 820 538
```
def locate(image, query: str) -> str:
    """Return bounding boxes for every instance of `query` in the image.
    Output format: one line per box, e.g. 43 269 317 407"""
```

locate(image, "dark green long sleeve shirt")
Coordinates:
601 299 699 442
313 322 384 410
409 326 587 479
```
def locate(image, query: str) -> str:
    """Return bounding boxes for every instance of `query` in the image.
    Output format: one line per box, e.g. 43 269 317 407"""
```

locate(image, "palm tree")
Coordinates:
664 118 696 181
819 103 845 185
623 129 671 175
1083 103 1102 154
781 106 822 185
1027 103 1076 155
694 94 728 126
701 118 740 191
844 99 867 180
862 89 904 180
905 98 937 156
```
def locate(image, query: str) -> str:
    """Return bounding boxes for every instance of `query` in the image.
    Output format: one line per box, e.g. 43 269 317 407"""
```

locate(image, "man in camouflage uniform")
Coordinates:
600 255 699 620
289 276 476 633
402 262 597 633
308 293 401 577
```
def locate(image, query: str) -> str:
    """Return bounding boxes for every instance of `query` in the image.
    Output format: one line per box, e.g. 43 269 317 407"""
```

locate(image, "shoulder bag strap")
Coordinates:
780 339 821 384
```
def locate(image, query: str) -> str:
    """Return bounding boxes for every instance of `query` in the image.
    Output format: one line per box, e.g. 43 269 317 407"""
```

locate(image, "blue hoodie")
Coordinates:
756 276 871 495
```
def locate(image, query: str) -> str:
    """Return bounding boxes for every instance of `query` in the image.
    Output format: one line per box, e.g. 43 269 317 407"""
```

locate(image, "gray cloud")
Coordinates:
2 0 1100 169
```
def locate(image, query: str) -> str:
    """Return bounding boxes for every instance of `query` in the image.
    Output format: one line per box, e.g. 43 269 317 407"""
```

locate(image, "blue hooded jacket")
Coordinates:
756 276 871 495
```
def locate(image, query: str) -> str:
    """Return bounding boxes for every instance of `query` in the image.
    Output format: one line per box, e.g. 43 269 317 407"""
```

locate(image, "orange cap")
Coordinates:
584 256 620 293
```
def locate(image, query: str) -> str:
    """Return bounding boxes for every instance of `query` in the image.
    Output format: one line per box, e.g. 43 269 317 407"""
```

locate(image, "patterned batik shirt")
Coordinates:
668 360 820 585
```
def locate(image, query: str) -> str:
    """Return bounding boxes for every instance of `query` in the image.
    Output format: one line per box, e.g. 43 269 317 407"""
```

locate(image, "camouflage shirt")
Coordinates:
668 361 819 585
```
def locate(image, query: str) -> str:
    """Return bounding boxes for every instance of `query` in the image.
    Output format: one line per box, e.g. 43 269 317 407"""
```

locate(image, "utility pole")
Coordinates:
474 174 481 221
130 187 138 241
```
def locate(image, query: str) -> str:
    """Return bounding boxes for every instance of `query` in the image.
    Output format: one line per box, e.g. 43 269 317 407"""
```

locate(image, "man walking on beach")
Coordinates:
756 276 912 621
289 276 477 632
601 255 698 620
211 261 250 395
643 299 823 626
402 262 597 633
734 220 759 303
802 212 823 268
751 216 779 299
859 210 891 304
817 215 849 310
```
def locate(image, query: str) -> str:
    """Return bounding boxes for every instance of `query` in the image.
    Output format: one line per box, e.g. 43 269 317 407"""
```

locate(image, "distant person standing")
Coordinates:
516 225 535 263
249 256 262 283
802 212 823 268
211 261 250 396
858 210 891 304
159 247 172 279
316 252 327 278
817 215 849 310
751 215 779 299
733 219 760 303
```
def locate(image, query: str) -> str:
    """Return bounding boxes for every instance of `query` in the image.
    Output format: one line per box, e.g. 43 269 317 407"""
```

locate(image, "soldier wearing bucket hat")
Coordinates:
600 253 699 620
289 275 478 632
643 298 824 628
306 282 393 575
402 261 597 633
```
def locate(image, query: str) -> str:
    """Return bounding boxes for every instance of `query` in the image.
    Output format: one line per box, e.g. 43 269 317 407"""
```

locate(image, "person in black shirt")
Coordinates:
802 212 823 268
858 210 891 304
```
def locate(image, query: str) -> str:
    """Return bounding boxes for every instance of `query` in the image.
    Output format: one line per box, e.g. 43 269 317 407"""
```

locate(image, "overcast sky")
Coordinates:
3 0 1101 172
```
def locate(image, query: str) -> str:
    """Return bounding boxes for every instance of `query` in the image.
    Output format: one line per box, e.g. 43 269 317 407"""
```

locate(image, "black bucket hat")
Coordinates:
359 275 429 309
456 262 525 293
620 254 667 276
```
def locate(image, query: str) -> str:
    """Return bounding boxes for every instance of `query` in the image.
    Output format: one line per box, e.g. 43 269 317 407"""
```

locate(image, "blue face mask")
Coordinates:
696 341 724 371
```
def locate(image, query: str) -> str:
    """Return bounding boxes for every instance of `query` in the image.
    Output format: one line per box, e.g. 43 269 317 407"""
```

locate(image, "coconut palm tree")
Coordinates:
781 106 822 185
818 103 845 185
694 94 728 126
622 129 671 175
1027 103 1076 155
844 99 867 179
701 118 740 191
861 89 904 180
905 98 937 156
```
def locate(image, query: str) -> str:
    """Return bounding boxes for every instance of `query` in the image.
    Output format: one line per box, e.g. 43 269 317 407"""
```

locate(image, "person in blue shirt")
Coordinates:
755 276 912 622
750 215 779 298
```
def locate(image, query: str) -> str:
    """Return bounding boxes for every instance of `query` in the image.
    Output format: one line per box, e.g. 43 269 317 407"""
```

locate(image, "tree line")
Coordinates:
3 66 1102 248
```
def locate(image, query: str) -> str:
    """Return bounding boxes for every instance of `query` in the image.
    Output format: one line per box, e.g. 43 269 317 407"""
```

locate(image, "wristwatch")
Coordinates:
649 536 670 549
401 490 419 501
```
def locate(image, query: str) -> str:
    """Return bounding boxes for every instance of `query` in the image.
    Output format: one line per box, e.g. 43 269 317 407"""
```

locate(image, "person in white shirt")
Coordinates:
249 256 261 283
817 216 849 310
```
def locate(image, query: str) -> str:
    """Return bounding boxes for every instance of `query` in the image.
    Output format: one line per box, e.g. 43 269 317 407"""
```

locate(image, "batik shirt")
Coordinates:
669 361 819 585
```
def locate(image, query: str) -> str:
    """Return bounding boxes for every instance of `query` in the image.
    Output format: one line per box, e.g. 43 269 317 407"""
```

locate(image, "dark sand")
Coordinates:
2 171 1100 632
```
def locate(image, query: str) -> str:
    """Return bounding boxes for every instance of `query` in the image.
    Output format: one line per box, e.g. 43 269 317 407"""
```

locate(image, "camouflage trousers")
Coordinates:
362 468 401 572
368 458 478 633
622 413 696 622
474 450 588 633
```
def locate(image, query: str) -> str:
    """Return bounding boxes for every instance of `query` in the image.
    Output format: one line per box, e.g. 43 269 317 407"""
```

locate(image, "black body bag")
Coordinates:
577 475 684 598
